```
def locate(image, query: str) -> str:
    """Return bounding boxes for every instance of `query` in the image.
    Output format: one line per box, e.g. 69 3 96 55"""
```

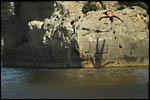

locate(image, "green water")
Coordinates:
1 66 149 99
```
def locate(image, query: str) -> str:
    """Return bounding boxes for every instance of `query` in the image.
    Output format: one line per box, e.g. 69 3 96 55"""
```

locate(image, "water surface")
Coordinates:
1 66 149 99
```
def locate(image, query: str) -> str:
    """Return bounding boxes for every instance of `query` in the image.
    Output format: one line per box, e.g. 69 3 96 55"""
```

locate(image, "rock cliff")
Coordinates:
2 1 149 68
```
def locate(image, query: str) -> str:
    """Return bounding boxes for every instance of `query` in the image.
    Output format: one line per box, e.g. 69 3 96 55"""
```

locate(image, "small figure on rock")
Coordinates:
99 10 124 23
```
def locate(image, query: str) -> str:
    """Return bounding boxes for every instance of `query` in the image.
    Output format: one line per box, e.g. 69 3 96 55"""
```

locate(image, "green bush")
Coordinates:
117 1 148 11
82 2 101 14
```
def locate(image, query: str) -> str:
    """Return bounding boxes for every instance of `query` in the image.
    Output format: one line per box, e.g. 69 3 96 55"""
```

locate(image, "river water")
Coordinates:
1 66 149 99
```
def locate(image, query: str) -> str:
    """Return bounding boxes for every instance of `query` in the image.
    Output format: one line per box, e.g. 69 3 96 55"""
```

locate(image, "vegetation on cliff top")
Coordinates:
117 1 148 11
1 2 13 38
82 1 149 14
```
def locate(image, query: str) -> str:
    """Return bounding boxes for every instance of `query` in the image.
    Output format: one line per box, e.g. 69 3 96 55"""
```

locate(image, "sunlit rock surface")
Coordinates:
2 1 149 68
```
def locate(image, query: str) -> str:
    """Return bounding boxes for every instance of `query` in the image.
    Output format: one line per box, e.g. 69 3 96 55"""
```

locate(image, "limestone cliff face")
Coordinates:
2 1 149 68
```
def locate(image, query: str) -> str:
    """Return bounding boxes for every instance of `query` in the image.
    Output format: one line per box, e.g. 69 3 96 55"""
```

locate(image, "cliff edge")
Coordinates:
2 1 149 68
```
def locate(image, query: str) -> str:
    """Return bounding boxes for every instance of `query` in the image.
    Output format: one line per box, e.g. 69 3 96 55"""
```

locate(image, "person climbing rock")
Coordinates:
99 10 124 23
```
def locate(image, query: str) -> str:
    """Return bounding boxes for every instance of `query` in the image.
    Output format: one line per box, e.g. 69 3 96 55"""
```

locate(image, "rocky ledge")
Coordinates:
2 1 149 68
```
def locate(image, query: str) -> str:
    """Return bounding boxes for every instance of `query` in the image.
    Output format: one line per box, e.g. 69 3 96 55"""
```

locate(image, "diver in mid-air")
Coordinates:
99 10 124 23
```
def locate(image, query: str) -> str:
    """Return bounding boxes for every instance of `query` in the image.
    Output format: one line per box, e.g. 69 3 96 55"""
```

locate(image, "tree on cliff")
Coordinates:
1 2 14 38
